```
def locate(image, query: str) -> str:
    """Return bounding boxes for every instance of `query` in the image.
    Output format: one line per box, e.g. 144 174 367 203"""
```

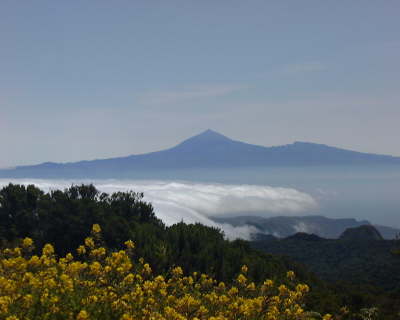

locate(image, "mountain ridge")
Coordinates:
212 215 400 240
1 129 400 178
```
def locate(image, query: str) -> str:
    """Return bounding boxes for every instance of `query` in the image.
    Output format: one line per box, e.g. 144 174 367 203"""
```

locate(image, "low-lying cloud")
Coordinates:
0 179 317 240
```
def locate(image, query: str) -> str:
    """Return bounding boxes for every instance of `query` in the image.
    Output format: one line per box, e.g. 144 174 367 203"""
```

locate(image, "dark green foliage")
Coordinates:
0 183 162 256
339 225 384 241
0 183 295 283
1 184 399 318
162 223 308 284
253 234 400 319
252 234 400 291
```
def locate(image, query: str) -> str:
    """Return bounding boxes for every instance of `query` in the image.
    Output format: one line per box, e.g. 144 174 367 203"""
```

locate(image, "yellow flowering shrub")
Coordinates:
0 226 331 320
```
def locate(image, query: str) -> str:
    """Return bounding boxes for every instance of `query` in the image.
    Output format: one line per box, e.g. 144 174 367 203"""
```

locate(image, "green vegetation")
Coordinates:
252 233 400 291
0 184 399 318
0 225 331 320
0 184 297 283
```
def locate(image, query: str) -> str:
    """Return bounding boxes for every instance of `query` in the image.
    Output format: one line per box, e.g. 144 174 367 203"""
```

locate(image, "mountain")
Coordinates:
1 129 400 178
285 232 325 241
339 225 384 241
211 215 400 239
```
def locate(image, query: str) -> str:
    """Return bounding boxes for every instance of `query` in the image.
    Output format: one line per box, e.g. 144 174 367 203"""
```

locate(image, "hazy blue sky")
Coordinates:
1 1 399 167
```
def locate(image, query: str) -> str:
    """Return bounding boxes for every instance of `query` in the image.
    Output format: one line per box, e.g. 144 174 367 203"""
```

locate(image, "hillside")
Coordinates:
1 129 400 178
1 183 399 318
212 215 400 239
252 226 400 291
340 225 384 241
0 183 309 283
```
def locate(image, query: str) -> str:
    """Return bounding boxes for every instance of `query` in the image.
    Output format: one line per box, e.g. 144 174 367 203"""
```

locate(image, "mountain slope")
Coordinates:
212 215 400 239
1 129 400 178
252 229 400 291
340 225 384 241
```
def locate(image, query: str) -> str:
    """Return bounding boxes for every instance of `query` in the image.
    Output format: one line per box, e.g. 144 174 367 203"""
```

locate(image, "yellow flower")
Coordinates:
286 271 295 280
89 261 102 275
296 283 309 294
84 237 95 249
66 252 74 261
22 237 34 248
246 282 256 291
278 284 288 296
263 279 273 287
90 247 106 258
228 287 239 296
0 224 322 320
92 224 101 233
76 310 89 320
237 274 247 285
124 240 135 249
172 266 183 277
42 243 54 256
77 245 86 255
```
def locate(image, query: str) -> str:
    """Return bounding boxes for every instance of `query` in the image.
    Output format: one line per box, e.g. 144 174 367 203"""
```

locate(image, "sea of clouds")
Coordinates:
0 179 318 240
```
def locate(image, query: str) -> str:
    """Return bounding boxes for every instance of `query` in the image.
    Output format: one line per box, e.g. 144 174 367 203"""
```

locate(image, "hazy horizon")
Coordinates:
2 129 400 169
1 2 399 235
1 2 400 167
1 164 399 236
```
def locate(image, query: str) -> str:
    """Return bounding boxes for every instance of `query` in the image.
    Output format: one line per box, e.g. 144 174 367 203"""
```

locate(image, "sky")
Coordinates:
1 1 400 167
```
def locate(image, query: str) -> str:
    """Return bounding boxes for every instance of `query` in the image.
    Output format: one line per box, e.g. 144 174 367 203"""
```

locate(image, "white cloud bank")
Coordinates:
0 179 317 240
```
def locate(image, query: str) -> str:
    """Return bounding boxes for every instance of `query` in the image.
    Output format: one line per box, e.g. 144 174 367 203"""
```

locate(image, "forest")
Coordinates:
0 184 399 319
252 231 400 291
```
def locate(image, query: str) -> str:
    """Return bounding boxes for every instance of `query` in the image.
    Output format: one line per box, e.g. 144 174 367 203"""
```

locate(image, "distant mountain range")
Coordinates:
211 215 400 239
1 129 400 178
